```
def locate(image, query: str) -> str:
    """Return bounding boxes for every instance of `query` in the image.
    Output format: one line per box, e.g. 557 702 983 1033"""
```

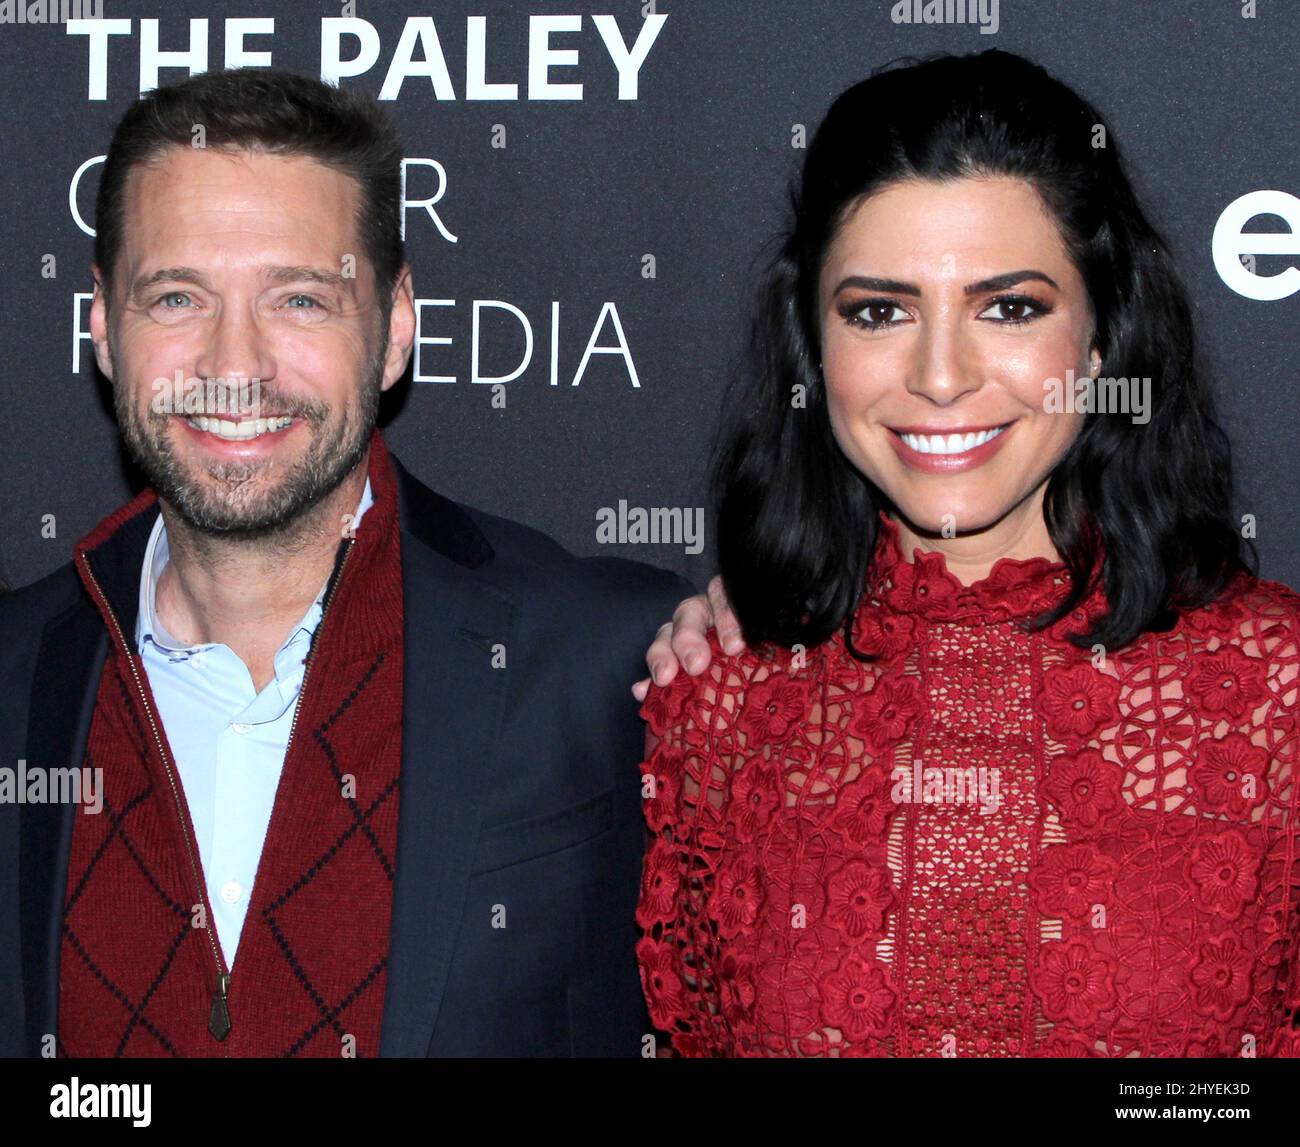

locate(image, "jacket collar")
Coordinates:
72 428 495 639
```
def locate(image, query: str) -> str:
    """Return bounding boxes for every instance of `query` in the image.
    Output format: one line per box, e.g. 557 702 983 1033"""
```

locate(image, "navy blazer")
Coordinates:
0 450 692 1057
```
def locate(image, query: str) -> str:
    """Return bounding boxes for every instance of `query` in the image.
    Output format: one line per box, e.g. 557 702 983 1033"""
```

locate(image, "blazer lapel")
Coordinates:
379 457 517 1056
20 602 109 1056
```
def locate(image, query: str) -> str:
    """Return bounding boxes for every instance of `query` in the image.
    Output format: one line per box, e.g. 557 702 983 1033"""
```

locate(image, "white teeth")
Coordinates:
184 415 294 440
899 425 1006 455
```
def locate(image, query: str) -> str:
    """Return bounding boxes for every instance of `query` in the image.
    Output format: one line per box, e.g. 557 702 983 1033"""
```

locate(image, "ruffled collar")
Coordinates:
863 511 1089 624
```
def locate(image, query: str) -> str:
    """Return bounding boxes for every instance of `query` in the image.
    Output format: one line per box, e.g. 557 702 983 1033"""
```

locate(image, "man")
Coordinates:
0 68 694 1058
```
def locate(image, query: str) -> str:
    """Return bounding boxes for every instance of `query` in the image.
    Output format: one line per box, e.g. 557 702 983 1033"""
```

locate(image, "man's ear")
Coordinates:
88 264 114 380
380 264 415 393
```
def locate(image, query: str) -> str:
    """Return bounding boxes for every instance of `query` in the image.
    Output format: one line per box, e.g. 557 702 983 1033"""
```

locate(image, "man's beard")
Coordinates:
112 340 386 540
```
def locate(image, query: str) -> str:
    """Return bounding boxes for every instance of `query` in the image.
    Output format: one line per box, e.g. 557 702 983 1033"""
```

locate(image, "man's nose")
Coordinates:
194 305 275 408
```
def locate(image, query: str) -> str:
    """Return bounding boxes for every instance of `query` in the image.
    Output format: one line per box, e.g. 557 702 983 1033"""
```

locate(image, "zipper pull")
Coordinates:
209 972 232 1041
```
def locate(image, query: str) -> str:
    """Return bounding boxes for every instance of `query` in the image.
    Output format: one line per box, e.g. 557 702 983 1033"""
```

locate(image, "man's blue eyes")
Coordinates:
156 293 321 309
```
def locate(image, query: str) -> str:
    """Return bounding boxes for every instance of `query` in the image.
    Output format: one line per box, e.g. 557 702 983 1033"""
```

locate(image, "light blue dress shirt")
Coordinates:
133 478 373 968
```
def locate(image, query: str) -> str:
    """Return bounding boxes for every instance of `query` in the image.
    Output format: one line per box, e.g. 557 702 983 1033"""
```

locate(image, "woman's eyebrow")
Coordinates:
962 269 1059 294
831 269 1060 297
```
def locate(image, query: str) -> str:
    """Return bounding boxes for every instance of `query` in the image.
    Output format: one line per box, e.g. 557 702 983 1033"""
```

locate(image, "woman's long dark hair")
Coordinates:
714 48 1250 656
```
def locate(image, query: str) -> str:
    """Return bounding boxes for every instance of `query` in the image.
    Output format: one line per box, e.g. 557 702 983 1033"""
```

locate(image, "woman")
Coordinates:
634 48 1299 1058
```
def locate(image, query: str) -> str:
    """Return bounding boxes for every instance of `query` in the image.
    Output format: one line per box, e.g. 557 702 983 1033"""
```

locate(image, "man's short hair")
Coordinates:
94 69 405 327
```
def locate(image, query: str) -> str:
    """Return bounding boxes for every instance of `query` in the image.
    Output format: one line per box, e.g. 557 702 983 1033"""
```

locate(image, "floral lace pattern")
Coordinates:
636 514 1300 1057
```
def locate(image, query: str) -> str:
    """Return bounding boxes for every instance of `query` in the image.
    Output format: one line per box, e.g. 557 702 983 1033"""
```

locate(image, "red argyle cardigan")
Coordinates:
58 430 404 1057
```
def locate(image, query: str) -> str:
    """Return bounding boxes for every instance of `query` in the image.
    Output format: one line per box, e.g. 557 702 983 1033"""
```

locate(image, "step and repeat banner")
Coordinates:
0 0 1296 594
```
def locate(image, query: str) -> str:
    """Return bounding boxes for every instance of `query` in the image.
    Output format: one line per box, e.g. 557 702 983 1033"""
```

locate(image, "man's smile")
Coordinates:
174 413 302 456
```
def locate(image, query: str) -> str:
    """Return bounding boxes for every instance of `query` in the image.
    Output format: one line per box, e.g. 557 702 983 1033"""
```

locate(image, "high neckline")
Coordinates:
864 510 1086 624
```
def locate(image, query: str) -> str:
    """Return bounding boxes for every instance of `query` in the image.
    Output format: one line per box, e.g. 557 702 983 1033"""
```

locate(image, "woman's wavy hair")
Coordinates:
714 48 1250 657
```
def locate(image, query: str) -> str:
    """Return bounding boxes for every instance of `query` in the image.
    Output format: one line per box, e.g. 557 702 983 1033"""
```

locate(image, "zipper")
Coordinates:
80 553 231 1047
280 535 355 804
78 534 356 1048
209 972 231 1040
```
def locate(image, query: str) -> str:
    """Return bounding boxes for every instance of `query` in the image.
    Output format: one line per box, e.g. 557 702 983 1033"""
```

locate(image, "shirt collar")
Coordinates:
135 475 374 655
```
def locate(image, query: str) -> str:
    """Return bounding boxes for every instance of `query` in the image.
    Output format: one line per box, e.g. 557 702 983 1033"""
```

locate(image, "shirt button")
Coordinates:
231 722 249 734
220 881 242 904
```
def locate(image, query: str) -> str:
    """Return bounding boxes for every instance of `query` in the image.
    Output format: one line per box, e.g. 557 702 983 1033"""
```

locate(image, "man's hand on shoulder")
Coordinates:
632 575 747 701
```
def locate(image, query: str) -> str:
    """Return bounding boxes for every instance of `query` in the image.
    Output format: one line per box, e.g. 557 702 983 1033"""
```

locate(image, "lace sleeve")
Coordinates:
1267 922 1300 1056
1257 584 1300 1057
635 633 749 1057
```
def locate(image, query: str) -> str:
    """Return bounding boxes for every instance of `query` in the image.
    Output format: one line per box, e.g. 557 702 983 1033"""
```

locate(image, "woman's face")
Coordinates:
817 175 1100 542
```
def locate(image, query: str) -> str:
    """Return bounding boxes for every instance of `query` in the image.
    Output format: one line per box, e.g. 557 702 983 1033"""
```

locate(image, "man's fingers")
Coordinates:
707 575 746 655
632 677 651 702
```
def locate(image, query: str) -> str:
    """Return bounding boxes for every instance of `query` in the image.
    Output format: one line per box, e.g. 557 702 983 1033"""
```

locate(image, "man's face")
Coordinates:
90 145 412 536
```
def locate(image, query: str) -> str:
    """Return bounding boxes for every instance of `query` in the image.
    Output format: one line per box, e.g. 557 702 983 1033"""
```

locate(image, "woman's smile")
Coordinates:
886 420 1015 472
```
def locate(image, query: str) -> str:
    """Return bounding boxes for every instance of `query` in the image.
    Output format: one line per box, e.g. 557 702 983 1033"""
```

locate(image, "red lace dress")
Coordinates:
636 513 1300 1057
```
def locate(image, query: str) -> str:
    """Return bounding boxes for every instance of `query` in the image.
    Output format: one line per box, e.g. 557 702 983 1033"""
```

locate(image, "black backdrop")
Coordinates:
1 0 1297 598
